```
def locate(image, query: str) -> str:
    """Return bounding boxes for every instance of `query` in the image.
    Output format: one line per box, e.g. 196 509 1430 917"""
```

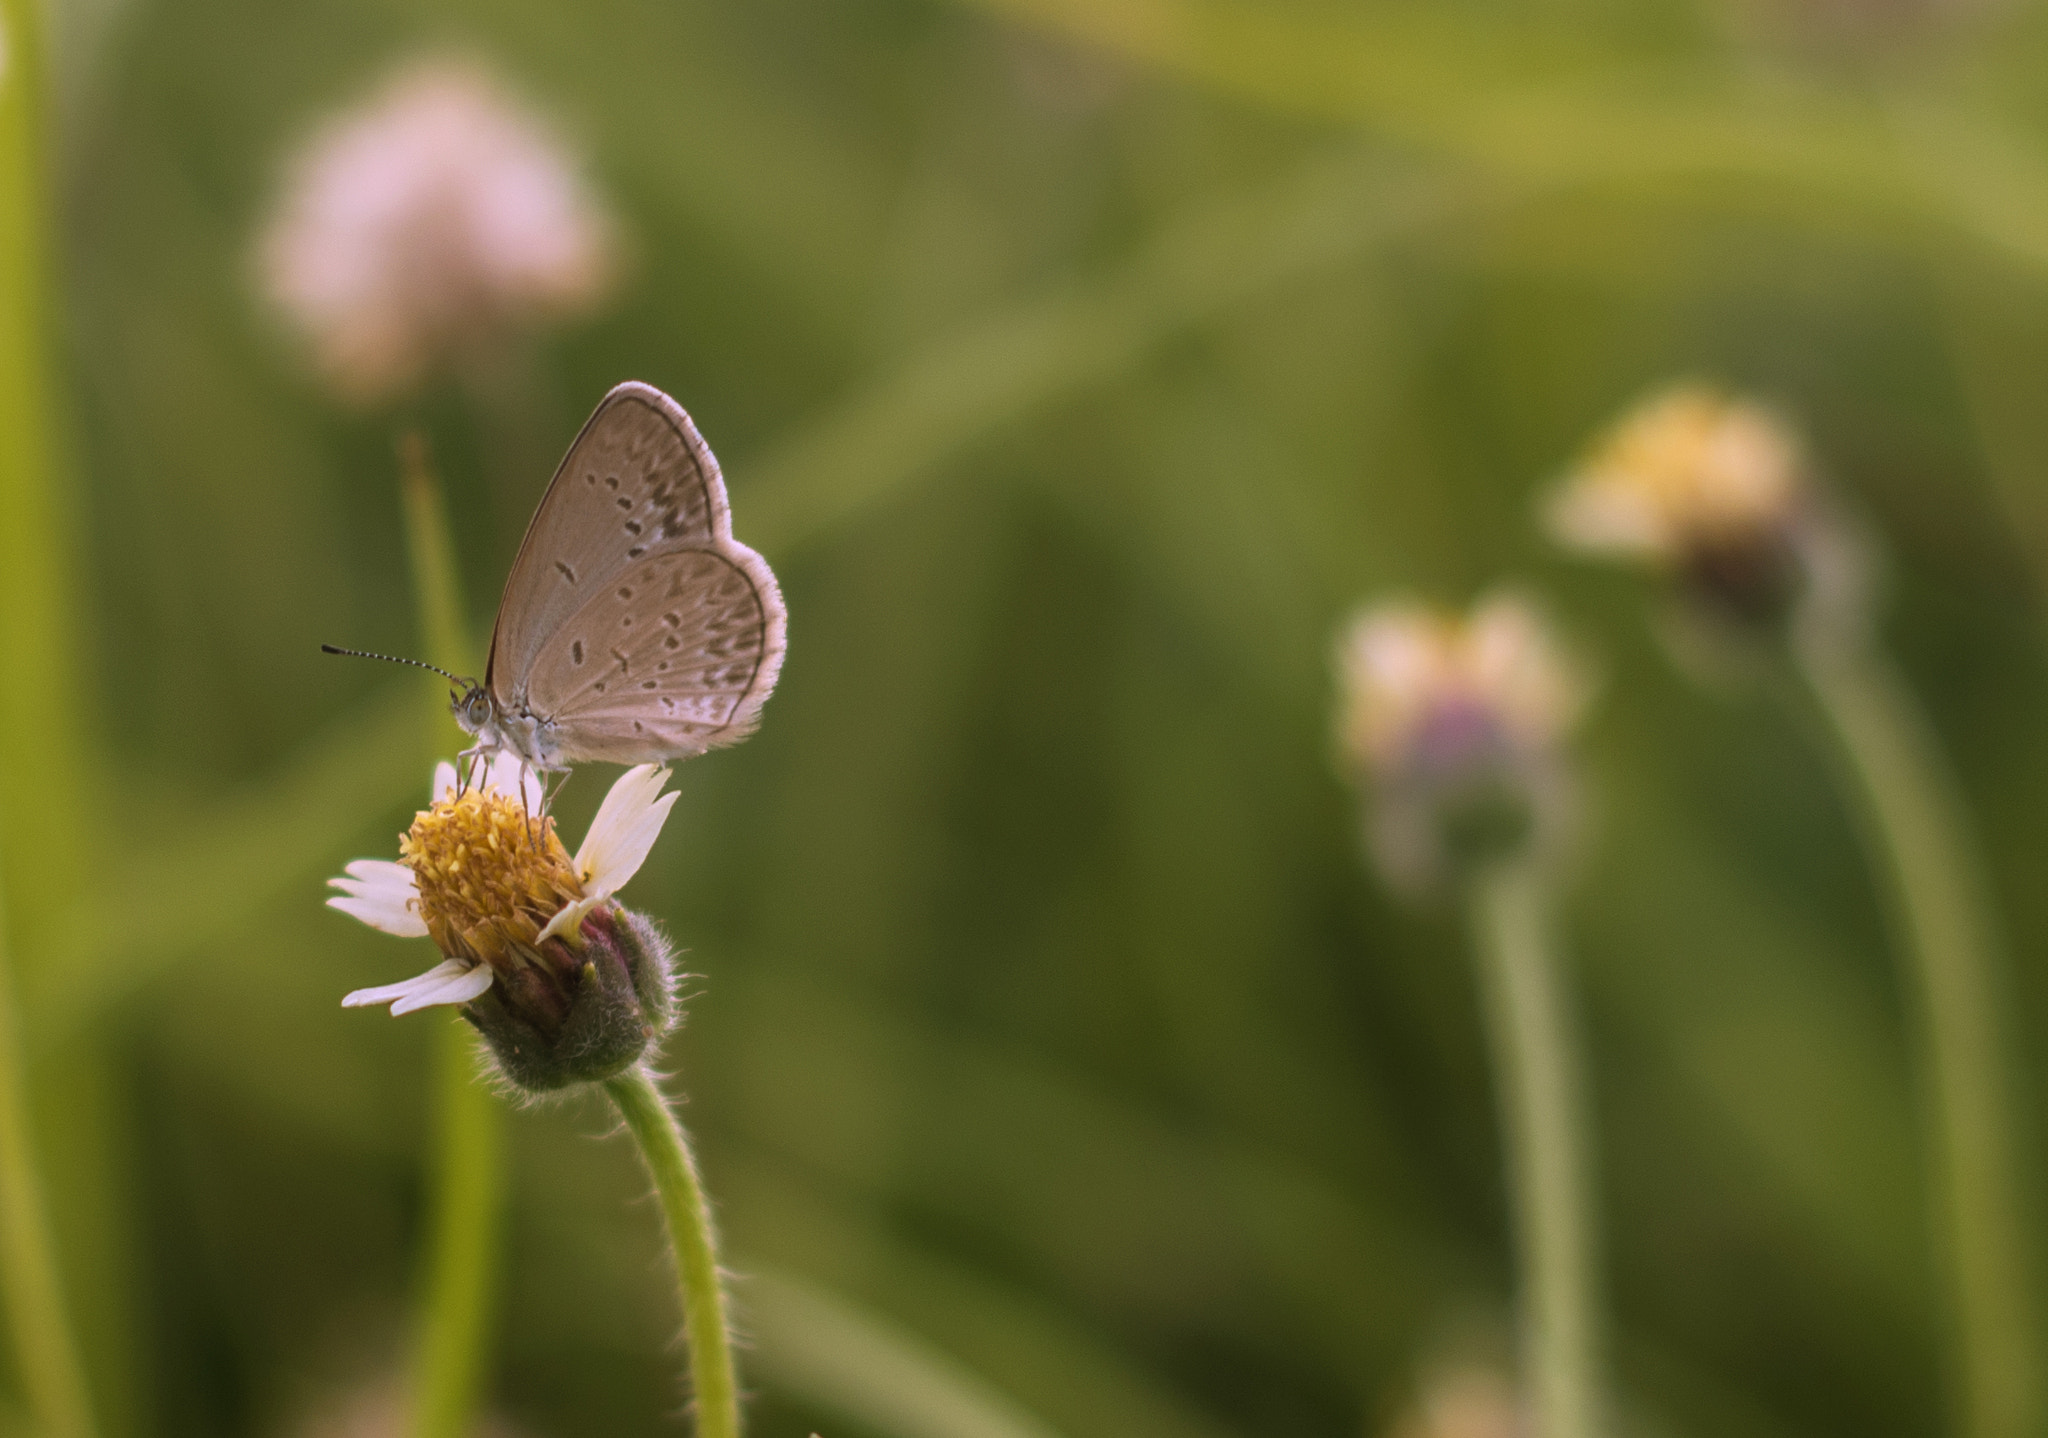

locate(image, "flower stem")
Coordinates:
409 1024 504 1438
0 878 96 1438
1794 631 2041 1438
400 435 507 1438
604 1064 742 1438
1466 856 1604 1438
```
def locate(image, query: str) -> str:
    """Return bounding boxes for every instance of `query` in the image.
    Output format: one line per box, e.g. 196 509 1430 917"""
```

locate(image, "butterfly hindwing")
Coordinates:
521 545 787 763
487 382 728 697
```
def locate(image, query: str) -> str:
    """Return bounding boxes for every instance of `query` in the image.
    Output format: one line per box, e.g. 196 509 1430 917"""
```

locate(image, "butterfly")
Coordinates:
448 380 786 775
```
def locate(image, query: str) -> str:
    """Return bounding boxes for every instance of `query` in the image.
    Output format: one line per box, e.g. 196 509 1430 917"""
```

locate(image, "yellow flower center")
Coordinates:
400 788 583 966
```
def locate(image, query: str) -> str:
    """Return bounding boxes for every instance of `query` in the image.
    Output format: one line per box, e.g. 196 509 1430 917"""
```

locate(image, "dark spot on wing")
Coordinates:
624 519 642 535
571 640 584 665
627 547 646 559
605 475 620 490
554 561 577 584
617 587 633 600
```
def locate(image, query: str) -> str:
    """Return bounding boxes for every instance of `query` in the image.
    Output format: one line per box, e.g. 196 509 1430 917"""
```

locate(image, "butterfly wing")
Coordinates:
521 546 786 763
487 382 729 699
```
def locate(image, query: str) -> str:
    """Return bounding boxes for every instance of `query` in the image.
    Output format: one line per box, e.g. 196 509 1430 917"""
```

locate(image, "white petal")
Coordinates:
326 860 427 937
433 760 459 801
573 764 676 894
479 750 542 810
535 893 602 945
1545 480 1667 556
342 857 417 888
390 961 495 1015
342 957 472 1008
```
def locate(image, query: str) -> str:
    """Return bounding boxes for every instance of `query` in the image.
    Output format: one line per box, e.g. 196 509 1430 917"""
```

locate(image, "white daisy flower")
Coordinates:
329 759 674 1017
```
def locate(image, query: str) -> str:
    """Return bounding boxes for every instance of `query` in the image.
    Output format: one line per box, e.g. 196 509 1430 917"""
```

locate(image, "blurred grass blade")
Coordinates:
32 685 422 1050
741 155 1483 556
1794 633 2042 1438
397 435 506 1438
0 0 85 937
943 0 2048 281
0 876 95 1437
745 1266 1066 1438
0 6 137 1430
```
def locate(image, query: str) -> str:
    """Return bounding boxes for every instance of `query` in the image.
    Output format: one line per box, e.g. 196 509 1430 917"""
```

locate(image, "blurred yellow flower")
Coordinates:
261 59 616 404
1547 382 1805 564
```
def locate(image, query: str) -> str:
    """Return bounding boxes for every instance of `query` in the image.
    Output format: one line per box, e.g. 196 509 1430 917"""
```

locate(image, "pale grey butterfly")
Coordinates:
328 381 786 778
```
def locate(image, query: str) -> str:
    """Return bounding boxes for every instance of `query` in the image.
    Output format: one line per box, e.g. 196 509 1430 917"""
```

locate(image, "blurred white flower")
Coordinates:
261 59 615 404
1335 594 1583 889
1547 382 1804 564
1385 1365 1525 1438
291 1372 529 1438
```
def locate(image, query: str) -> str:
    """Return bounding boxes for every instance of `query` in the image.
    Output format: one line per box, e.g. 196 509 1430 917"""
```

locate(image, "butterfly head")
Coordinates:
452 682 496 738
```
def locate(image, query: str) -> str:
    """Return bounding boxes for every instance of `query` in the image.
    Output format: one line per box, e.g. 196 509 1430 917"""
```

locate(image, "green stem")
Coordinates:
1795 632 2041 1438
604 1065 742 1438
1466 857 1604 1438
0 877 95 1438
409 1025 504 1438
399 435 507 1438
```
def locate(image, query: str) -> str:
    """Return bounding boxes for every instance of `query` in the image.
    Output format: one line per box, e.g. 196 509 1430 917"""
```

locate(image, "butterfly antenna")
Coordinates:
320 644 472 688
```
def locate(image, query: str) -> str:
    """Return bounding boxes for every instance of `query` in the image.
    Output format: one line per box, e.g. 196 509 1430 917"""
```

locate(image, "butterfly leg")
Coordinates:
540 767 570 817
516 760 541 850
453 745 485 798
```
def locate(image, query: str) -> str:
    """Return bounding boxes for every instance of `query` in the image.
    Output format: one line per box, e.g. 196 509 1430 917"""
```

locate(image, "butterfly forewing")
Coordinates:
523 546 785 763
487 383 728 697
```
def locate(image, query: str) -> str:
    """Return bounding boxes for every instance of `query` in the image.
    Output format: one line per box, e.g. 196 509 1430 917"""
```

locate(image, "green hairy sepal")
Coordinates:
462 905 678 1092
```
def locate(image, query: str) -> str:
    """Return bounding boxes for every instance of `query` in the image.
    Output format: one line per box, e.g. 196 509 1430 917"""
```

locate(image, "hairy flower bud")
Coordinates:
463 901 678 1091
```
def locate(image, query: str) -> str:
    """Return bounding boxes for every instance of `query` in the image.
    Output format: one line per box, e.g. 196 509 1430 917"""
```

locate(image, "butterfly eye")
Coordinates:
466 693 492 728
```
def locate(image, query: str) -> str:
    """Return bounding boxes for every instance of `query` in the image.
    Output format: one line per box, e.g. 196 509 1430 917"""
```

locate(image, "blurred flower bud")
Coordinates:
1384 1365 1525 1438
1548 382 1816 626
261 59 616 405
1335 594 1583 891
330 757 681 1092
1548 382 1874 652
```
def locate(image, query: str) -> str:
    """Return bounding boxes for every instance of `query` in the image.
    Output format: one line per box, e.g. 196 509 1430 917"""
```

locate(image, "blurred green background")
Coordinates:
16 0 2048 1433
